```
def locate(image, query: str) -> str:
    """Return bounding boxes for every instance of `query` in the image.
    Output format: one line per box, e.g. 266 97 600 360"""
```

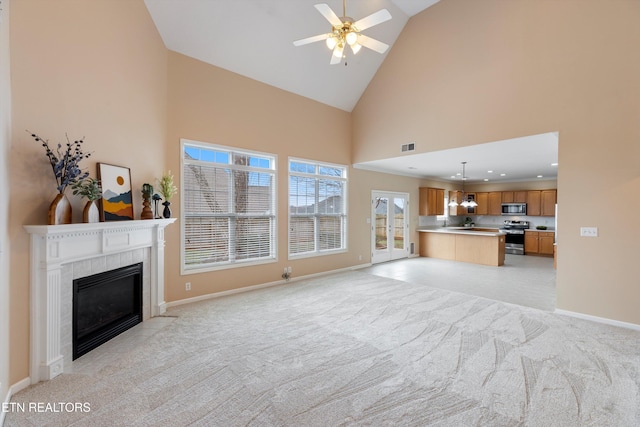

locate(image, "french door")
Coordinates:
371 191 409 264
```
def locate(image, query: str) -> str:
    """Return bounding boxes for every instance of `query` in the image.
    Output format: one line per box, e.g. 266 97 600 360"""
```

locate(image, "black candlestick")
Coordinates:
152 194 162 219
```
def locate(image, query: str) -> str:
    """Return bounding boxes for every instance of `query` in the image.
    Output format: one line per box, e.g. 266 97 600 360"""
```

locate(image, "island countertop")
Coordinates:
418 227 505 237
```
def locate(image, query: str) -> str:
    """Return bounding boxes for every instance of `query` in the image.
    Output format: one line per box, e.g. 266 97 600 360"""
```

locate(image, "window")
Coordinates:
181 140 276 272
288 158 347 258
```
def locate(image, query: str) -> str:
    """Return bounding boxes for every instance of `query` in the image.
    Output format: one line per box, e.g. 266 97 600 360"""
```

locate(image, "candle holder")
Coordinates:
152 193 162 219
141 183 154 220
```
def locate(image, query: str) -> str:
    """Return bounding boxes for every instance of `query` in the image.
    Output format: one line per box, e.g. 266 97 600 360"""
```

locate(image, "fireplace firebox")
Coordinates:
73 263 143 359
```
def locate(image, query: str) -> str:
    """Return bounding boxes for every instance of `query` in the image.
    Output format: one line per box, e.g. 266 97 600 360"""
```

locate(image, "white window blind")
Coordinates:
289 159 347 257
182 141 276 272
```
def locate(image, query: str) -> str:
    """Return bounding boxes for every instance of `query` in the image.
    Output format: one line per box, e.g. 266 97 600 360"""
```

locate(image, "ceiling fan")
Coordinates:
293 0 392 65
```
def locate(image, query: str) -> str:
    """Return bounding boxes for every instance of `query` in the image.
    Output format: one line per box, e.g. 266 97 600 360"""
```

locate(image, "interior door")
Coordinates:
371 191 409 264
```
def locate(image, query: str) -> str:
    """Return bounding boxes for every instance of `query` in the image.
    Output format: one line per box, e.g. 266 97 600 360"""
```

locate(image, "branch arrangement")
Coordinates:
29 130 91 194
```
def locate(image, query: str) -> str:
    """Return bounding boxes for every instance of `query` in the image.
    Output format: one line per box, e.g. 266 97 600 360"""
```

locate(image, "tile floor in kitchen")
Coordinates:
361 254 556 311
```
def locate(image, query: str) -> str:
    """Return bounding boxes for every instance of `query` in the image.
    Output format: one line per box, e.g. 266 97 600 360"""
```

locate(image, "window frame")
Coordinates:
180 139 278 274
288 157 348 260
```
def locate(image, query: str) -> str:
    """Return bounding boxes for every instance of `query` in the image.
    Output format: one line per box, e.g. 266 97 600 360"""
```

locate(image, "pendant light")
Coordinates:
449 162 478 208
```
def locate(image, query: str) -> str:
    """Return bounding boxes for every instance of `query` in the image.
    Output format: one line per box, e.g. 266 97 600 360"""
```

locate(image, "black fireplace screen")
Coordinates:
73 262 143 359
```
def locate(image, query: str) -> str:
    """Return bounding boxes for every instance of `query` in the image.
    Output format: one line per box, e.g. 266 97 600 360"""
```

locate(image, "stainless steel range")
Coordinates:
500 220 530 255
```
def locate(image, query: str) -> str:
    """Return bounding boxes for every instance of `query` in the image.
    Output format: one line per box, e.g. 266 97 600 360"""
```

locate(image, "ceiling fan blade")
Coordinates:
330 45 344 65
315 3 343 27
293 33 331 47
358 34 389 54
353 9 391 31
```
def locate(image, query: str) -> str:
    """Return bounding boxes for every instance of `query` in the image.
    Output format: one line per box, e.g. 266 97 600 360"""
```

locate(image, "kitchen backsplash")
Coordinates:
419 214 556 230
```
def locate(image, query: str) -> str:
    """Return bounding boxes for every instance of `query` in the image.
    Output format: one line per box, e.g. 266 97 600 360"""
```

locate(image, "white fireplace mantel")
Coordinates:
24 218 176 383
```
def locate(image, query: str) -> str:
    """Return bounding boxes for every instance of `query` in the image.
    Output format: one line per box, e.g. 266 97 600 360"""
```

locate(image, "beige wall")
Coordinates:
353 0 640 324
8 0 638 392
7 2 426 387
164 52 424 301
9 0 168 384
1 0 12 403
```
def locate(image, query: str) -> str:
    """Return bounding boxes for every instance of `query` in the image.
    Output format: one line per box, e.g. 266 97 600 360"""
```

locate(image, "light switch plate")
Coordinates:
580 227 598 237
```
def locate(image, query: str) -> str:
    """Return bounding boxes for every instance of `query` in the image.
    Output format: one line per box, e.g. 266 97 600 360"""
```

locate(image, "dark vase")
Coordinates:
162 201 172 218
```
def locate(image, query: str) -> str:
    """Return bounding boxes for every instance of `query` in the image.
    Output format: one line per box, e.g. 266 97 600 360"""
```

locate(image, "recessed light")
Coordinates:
537 175 543 178
551 163 558 166
500 173 506 177
484 178 489 181
487 170 493 173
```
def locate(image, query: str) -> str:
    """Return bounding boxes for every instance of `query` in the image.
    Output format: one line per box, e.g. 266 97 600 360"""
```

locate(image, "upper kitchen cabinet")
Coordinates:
448 190 480 216
527 190 556 216
540 189 557 216
448 190 464 216
488 192 502 216
527 191 542 215
419 187 445 216
501 191 527 203
474 192 488 215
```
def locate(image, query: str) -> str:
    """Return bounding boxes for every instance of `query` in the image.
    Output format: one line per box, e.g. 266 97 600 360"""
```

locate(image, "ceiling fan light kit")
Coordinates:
293 1 392 65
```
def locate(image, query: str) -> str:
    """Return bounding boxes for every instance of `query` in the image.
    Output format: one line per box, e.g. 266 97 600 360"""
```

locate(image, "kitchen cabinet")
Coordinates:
541 190 557 216
525 230 554 256
539 232 555 254
526 190 556 216
449 191 481 216
527 191 542 216
502 192 514 203
488 192 502 216
514 191 527 203
502 191 525 203
448 190 463 216
419 187 445 216
524 231 539 253
475 192 488 215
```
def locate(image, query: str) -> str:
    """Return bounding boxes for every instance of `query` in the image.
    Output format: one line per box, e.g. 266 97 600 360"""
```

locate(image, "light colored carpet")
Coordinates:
5 271 640 426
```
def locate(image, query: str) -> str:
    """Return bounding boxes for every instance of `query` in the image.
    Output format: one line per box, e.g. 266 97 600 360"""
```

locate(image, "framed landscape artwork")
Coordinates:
97 163 134 221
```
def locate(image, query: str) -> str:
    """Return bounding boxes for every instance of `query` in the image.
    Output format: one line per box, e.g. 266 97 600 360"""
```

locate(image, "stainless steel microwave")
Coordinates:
501 203 527 215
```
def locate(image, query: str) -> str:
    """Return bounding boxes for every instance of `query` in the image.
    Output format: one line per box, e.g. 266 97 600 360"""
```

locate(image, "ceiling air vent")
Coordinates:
401 142 416 152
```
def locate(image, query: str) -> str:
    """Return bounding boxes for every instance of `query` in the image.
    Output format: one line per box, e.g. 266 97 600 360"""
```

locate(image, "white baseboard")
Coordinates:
555 309 640 331
165 264 371 309
1 377 30 426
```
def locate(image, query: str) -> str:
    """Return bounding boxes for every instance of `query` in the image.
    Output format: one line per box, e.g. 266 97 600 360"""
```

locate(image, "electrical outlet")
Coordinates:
287 266 292 274
580 227 598 237
185 282 191 291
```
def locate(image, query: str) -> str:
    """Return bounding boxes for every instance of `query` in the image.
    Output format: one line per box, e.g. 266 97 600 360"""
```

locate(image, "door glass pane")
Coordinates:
393 198 405 249
374 197 388 250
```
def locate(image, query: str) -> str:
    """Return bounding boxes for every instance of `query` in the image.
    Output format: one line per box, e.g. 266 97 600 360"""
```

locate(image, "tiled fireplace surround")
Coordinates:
24 219 176 384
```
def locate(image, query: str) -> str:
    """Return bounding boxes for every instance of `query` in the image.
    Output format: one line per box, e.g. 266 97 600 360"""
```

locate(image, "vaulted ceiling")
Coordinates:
144 0 558 183
144 0 440 112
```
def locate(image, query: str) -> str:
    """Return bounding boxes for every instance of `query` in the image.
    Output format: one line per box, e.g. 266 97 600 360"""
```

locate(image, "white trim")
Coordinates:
555 309 640 331
371 190 410 264
287 157 349 259
1 377 31 426
166 263 372 309
180 139 278 275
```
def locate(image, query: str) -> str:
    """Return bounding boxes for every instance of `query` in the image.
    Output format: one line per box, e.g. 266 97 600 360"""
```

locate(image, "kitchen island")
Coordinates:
418 227 506 266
